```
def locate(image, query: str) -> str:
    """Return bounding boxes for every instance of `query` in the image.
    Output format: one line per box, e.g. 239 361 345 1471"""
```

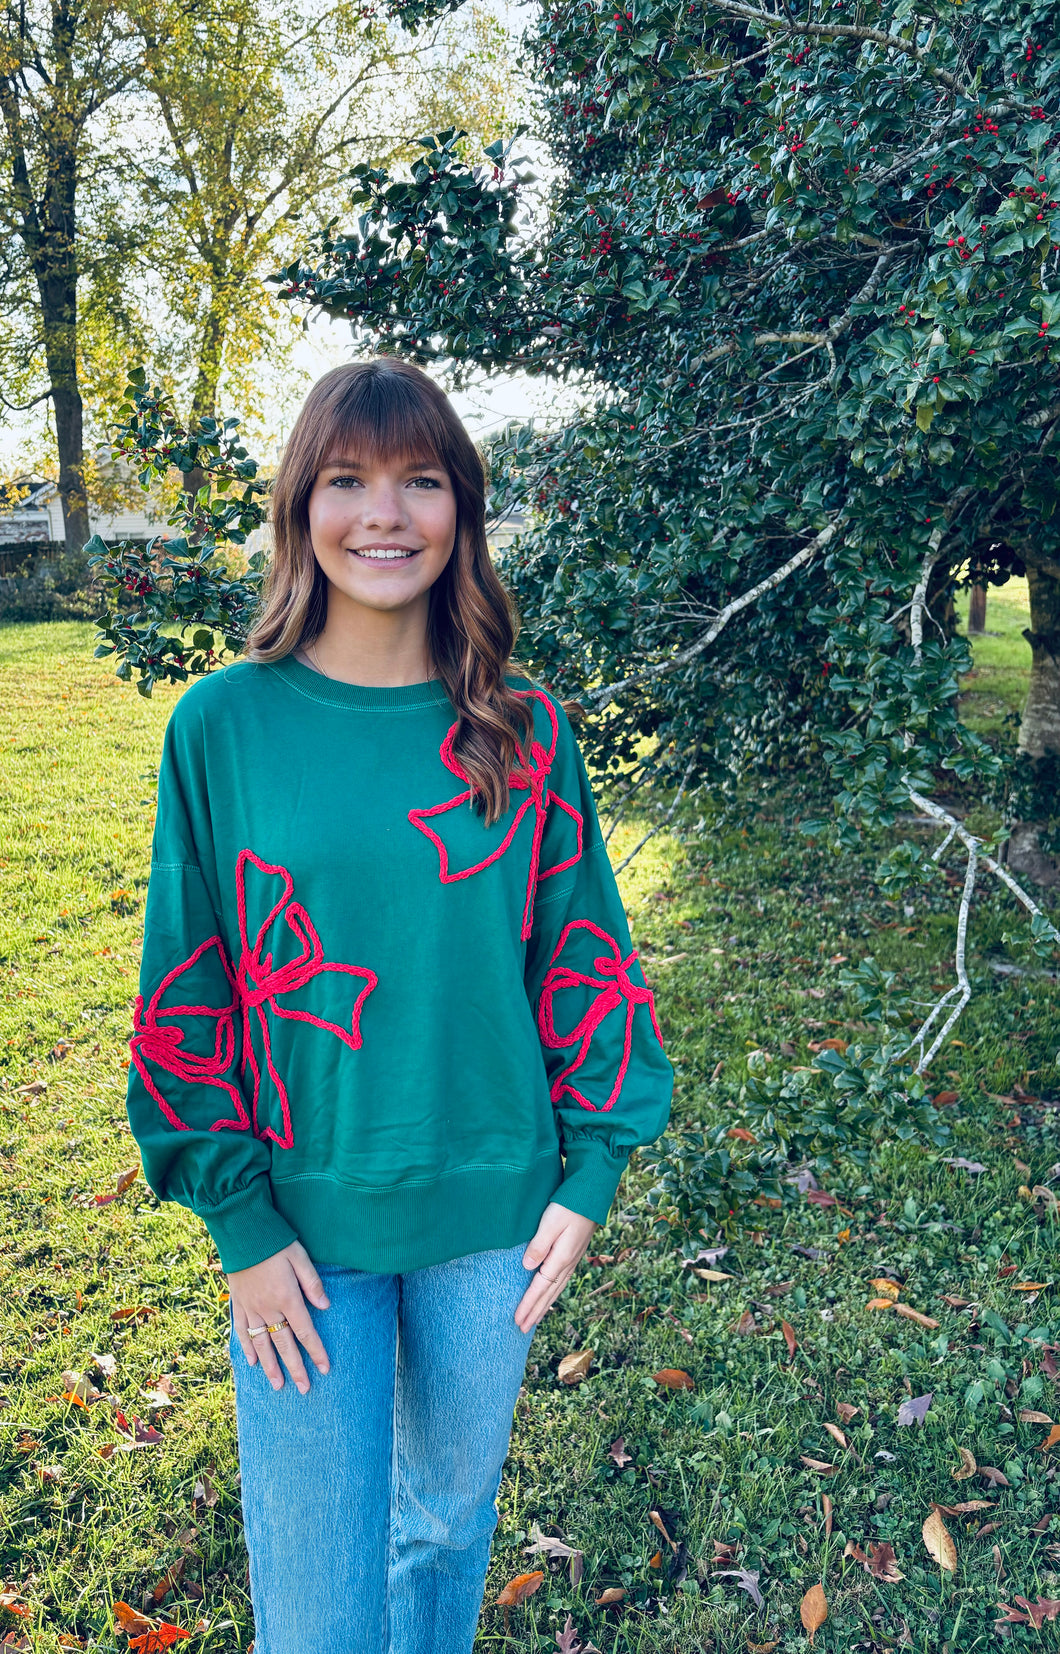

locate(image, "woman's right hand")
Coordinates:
227 1239 332 1395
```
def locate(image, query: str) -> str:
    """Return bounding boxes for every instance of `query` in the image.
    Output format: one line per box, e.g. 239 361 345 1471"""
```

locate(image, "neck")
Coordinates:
303 591 435 687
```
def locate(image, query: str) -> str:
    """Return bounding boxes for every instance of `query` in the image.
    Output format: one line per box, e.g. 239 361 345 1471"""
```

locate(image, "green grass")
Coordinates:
955 576 1032 740
1 620 1059 1652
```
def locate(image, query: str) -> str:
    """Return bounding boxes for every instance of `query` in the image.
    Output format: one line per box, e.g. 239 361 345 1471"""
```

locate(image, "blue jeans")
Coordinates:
227 1242 539 1653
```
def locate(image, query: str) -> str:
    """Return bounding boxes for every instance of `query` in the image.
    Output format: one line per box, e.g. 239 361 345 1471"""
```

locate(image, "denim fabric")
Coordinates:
227 1242 539 1652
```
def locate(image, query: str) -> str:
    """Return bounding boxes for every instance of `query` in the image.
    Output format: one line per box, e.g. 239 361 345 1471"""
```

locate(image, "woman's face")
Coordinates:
306 449 458 616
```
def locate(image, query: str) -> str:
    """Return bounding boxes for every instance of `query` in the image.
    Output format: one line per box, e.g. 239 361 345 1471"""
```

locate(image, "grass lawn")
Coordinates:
1 620 1059 1653
955 576 1032 742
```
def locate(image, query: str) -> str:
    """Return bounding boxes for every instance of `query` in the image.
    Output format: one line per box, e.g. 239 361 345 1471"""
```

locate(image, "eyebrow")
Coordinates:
320 457 447 472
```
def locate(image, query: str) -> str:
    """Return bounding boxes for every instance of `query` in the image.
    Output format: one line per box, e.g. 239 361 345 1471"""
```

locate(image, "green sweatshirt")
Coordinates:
125 654 673 1275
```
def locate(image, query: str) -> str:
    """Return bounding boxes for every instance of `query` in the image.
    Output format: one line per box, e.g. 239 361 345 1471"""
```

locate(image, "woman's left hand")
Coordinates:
516 1201 599 1333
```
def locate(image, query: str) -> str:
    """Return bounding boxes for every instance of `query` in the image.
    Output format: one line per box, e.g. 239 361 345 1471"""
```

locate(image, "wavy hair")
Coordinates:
246 357 535 826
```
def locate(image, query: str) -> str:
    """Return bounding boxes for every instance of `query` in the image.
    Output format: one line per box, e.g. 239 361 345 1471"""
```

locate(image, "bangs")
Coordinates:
319 368 451 475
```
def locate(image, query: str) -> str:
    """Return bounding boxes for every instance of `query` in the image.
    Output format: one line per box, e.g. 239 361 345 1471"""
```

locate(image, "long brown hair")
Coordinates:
246 356 534 825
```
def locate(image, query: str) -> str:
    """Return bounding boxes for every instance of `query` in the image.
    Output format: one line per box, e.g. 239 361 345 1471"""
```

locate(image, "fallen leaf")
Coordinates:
733 1311 756 1336
939 1294 972 1308
868 1278 902 1299
781 1320 797 1360
931 1091 959 1108
496 1572 545 1607
822 1494 833 1536
867 1541 905 1582
557 1350 594 1385
727 1127 757 1143
897 1392 933 1427
1013 1282 1051 1292
931 1500 994 1515
691 1269 733 1282
922 1509 958 1573
593 1587 625 1605
746 1643 779 1653
942 1157 986 1173
823 1422 848 1450
717 1568 764 1610
894 1304 940 1329
1039 1425 1060 1453
800 1582 828 1644
523 1523 580 1560
648 1550 662 1568
836 1402 859 1424
992 1542 1005 1581
1019 1410 1054 1425
806 1188 838 1207
648 1508 678 1548
952 1447 977 1480
867 1297 897 1311
800 1457 837 1474
995 1596 1060 1628
979 1466 1010 1487
607 1438 633 1469
555 1613 603 1653
652 1368 694 1390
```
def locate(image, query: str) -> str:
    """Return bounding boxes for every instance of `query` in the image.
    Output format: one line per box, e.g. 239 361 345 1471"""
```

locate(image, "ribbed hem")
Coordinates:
270 1151 564 1273
198 1177 301 1274
550 1139 631 1227
267 655 453 712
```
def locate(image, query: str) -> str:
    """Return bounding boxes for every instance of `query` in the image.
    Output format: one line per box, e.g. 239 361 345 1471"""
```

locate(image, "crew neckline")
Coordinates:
268 654 453 711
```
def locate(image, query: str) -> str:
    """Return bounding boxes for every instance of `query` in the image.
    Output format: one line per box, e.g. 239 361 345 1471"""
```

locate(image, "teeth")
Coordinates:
355 547 416 560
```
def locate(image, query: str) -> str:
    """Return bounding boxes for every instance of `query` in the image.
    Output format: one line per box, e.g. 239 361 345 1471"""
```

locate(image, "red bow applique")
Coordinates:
130 851 377 1149
408 689 583 940
233 849 378 1147
130 935 250 1135
537 919 663 1112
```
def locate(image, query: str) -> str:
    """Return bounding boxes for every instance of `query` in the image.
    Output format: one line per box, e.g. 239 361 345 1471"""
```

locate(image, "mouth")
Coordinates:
347 546 422 562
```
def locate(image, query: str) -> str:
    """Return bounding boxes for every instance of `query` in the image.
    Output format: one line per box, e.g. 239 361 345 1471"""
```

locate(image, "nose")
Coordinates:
357 481 410 532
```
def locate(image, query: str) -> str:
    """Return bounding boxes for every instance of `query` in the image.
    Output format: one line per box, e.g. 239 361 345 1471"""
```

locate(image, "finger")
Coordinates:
290 1252 332 1310
515 1267 571 1330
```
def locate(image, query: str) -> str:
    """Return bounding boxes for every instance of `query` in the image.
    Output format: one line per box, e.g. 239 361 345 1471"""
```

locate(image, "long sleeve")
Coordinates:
125 699 300 1274
524 699 674 1226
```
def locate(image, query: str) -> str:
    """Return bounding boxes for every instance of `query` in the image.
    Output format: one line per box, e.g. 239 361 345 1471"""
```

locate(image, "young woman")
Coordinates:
125 356 673 1653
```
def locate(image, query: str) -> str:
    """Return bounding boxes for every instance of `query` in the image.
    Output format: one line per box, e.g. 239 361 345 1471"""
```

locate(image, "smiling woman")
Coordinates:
120 354 674 1654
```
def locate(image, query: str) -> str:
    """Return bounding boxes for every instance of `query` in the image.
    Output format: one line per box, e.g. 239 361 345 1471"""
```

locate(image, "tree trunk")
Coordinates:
181 286 229 507
1007 563 1060 885
967 581 987 635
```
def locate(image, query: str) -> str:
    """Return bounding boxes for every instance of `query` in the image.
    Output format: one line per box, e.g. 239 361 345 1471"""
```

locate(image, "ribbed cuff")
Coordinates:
551 1139 630 1227
198 1178 301 1274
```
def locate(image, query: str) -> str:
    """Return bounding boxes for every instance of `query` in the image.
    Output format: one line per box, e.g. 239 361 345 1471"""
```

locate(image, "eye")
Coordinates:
328 475 361 488
410 476 442 488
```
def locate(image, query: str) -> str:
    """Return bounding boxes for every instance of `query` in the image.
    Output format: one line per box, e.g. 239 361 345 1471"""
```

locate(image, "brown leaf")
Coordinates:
922 1509 958 1573
691 1268 733 1282
1039 1424 1060 1453
931 1500 994 1515
931 1091 959 1107
1012 1281 1051 1292
557 1350 594 1386
939 1294 972 1308
781 1319 797 1359
992 1543 1005 1581
996 1596 1060 1628
894 1303 940 1329
868 1278 902 1299
648 1509 677 1548
800 1457 837 1474
867 1541 905 1582
648 1550 662 1568
764 1281 794 1297
746 1644 779 1653
733 1311 756 1336
608 1437 633 1468
593 1587 625 1605
726 1127 757 1143
952 1447 977 1481
836 1402 859 1424
652 1368 694 1390
979 1466 1010 1487
495 1571 544 1607
822 1494 833 1536
823 1422 848 1450
866 1297 898 1311
1019 1410 1054 1425
800 1582 828 1644
806 1188 838 1206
